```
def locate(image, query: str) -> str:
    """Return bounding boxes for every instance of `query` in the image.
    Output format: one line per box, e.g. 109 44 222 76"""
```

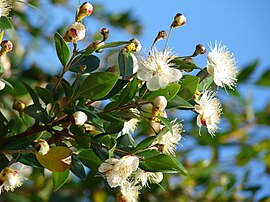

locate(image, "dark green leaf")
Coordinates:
54 32 70 67
134 136 156 152
118 77 138 105
53 170 70 191
0 111 8 137
22 81 40 105
178 75 199 100
23 104 50 124
0 154 9 170
198 75 214 91
118 51 135 80
0 65 4 76
16 153 43 168
157 116 173 134
105 121 124 134
79 72 118 100
0 16 14 30
147 83 181 102
256 68 270 86
61 78 72 99
167 95 194 109
238 60 259 82
101 79 129 100
79 149 102 169
100 135 117 158
35 87 54 105
137 150 188 176
70 55 100 73
70 155 86 180
171 57 200 70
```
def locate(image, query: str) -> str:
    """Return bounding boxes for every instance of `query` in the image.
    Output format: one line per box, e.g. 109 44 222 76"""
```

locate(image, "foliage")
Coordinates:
0 1 270 202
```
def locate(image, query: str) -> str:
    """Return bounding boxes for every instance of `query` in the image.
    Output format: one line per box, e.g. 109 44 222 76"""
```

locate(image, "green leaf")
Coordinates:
197 75 214 91
100 135 117 158
118 51 135 80
137 150 189 176
167 95 194 109
70 125 91 149
52 169 70 191
36 146 72 172
96 41 130 51
54 32 70 67
256 68 270 86
178 75 199 100
16 153 43 169
35 87 54 105
70 55 100 73
0 111 8 137
0 65 4 76
70 155 86 180
238 60 259 82
21 81 40 105
105 121 124 134
134 136 156 152
101 79 129 100
118 77 138 105
79 149 102 169
171 57 200 70
79 72 118 100
147 83 181 101
0 16 14 30
61 78 72 99
157 116 173 134
23 104 50 124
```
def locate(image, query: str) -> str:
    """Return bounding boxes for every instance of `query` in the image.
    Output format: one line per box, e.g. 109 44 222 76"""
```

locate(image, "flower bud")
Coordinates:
153 96 167 111
192 44 206 57
0 80 5 90
151 172 163 184
63 22 86 43
35 139 50 155
72 111 88 125
76 2 94 22
123 38 142 52
171 13 186 28
80 65 87 72
100 28 109 41
0 40 13 57
12 100 26 112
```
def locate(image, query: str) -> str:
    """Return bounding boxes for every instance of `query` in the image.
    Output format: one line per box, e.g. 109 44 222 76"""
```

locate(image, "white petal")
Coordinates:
165 68 182 82
137 68 152 81
147 75 160 91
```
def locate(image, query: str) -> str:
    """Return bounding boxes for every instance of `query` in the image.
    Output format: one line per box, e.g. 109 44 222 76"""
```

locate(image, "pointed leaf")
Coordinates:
118 77 138 105
171 57 200 70
0 16 14 30
54 32 70 67
35 87 54 105
79 72 118 100
118 51 135 80
53 170 70 191
238 60 259 82
256 68 270 86
178 75 199 100
167 95 194 109
70 55 100 73
23 104 50 124
79 149 102 169
70 155 86 180
22 81 40 105
147 83 181 101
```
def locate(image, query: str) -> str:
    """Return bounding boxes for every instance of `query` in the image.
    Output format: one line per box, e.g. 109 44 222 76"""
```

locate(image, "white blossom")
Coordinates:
35 139 50 155
137 48 182 91
0 0 13 17
0 163 30 194
153 96 167 111
63 22 86 43
152 119 183 156
207 41 238 89
0 80 5 90
118 181 140 202
98 156 139 188
134 168 163 187
194 90 222 137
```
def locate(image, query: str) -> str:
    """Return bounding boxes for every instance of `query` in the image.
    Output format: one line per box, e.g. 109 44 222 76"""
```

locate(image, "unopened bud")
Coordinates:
171 13 186 28
150 172 163 184
64 22 86 43
193 90 201 101
72 111 88 125
80 65 87 72
12 100 26 112
35 139 50 155
100 28 109 41
76 2 93 22
153 96 167 111
86 40 105 53
192 44 206 57
123 38 142 52
0 40 13 57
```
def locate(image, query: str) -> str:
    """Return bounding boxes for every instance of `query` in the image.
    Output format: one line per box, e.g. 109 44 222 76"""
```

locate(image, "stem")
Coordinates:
54 45 78 91
163 27 172 52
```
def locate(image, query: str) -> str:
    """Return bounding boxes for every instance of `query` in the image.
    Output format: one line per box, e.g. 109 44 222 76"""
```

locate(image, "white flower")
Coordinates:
134 168 163 187
0 165 29 194
137 48 182 91
73 111 88 125
194 90 222 137
152 119 183 156
120 118 140 137
206 41 238 89
118 181 140 202
0 80 5 90
0 0 13 17
63 22 86 43
98 155 139 188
